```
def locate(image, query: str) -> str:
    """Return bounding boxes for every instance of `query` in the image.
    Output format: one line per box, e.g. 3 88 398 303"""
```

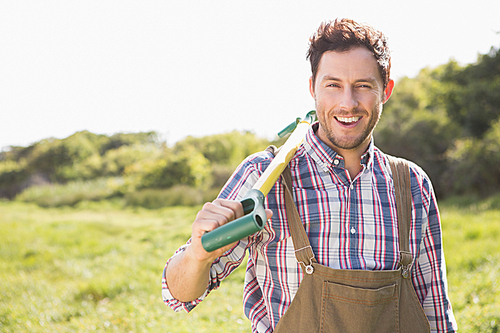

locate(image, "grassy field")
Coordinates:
0 197 499 332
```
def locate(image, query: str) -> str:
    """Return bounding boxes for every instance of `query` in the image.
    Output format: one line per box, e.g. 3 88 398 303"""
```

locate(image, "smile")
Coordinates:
335 116 361 124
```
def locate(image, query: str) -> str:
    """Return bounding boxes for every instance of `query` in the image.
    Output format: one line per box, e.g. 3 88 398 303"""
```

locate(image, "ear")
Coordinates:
309 76 315 98
382 79 394 104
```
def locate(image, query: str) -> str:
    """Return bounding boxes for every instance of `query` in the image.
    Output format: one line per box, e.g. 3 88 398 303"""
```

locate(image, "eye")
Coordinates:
327 83 341 88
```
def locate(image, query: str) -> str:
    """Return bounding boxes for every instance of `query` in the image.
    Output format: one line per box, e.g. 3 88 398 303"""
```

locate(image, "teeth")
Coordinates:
337 116 360 123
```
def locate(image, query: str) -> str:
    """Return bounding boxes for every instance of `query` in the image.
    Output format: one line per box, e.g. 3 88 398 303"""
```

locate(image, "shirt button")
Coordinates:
333 159 339 165
350 227 356 234
350 184 354 190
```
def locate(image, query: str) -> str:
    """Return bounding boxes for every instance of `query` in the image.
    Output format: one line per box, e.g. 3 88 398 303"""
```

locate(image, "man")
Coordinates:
163 18 457 332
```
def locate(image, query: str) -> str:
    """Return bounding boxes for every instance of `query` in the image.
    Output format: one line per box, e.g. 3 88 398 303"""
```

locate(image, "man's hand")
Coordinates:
188 198 246 263
165 198 272 303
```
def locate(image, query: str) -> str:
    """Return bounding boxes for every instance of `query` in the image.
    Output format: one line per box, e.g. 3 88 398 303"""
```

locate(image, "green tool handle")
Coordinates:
201 189 266 252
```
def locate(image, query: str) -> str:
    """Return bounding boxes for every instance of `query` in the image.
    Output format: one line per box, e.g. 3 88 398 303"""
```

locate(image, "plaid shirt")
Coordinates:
162 123 457 332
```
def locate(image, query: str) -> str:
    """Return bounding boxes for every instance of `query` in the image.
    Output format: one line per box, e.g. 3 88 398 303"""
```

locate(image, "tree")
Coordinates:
443 119 500 196
173 131 270 167
131 146 211 190
434 47 500 138
375 73 458 197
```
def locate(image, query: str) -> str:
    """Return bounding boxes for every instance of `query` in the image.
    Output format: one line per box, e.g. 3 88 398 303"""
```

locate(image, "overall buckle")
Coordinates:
295 245 315 274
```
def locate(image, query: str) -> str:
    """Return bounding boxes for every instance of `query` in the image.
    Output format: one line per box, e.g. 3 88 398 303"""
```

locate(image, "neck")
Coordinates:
341 149 364 180
332 140 370 181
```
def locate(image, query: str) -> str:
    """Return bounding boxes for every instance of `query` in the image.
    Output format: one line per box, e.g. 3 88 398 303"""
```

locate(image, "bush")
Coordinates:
210 164 235 189
15 178 118 207
124 185 204 209
134 147 211 189
0 160 30 199
443 120 500 196
173 131 270 168
28 132 99 182
101 143 162 177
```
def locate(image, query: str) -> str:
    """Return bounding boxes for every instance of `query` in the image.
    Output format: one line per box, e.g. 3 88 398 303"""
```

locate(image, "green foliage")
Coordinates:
128 147 211 190
437 47 500 138
0 159 30 199
376 45 500 198
375 74 458 197
173 131 269 168
97 131 162 155
0 159 23 174
0 131 165 200
124 186 204 209
210 164 236 189
28 131 100 182
15 178 119 207
443 120 500 196
1 128 274 208
3 44 500 205
101 143 162 177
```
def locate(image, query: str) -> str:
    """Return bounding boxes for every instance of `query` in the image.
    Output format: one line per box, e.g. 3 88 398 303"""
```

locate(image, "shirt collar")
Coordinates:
304 122 374 172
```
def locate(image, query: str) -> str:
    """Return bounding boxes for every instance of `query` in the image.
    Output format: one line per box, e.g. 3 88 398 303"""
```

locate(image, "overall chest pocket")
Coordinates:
320 281 399 333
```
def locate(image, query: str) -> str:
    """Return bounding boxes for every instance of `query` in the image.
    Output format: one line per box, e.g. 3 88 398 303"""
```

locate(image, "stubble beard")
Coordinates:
322 104 382 151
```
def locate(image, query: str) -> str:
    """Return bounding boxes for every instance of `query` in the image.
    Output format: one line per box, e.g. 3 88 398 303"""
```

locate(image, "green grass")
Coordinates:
0 197 499 332
0 201 250 332
439 198 500 332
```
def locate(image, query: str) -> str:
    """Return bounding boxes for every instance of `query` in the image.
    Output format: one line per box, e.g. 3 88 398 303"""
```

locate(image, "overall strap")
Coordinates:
265 145 316 269
282 167 317 271
387 155 413 278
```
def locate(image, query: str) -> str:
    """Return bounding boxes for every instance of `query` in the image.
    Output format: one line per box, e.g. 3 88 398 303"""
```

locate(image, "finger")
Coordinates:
197 200 243 226
192 201 241 236
193 211 231 237
211 199 244 219
192 217 223 235
197 203 235 226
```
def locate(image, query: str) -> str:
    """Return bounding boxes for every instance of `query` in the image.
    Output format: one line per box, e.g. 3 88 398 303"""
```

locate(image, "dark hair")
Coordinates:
307 18 391 88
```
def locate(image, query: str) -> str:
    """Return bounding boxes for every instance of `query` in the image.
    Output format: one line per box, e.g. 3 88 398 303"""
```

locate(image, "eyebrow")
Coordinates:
321 75 378 84
321 75 341 82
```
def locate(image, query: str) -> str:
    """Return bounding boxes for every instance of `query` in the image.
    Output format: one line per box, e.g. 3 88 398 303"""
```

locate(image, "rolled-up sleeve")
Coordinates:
162 240 249 312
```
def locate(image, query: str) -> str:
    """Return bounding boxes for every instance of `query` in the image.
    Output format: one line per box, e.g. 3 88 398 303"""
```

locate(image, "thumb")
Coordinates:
265 209 273 220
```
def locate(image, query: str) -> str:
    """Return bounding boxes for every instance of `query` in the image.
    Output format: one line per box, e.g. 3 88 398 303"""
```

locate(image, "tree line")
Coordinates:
0 130 272 207
375 45 500 198
1 45 499 206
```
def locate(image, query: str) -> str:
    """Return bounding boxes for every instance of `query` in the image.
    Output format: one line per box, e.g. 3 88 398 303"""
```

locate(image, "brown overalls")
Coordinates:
273 155 431 333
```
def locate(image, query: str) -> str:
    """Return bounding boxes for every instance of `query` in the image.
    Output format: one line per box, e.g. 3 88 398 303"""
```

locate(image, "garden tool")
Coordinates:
201 111 317 252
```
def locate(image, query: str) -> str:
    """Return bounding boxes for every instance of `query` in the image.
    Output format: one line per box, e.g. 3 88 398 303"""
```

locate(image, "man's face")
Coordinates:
309 47 394 154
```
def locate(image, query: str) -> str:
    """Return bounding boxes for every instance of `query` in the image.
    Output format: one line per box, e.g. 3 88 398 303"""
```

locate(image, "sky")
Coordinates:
1 1 499 150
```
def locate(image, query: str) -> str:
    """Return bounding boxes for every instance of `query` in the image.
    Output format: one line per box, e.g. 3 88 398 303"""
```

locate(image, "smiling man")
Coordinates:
311 46 394 178
162 19 457 332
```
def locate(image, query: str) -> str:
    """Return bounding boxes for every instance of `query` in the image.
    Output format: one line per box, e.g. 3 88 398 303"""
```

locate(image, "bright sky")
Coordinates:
1 1 499 150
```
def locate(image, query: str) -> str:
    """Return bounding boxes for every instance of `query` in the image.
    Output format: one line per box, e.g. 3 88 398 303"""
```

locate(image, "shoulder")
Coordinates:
374 147 430 180
374 148 437 203
218 148 276 200
239 148 276 172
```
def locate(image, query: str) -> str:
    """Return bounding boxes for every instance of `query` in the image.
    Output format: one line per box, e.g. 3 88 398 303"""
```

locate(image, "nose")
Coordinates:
339 87 359 111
